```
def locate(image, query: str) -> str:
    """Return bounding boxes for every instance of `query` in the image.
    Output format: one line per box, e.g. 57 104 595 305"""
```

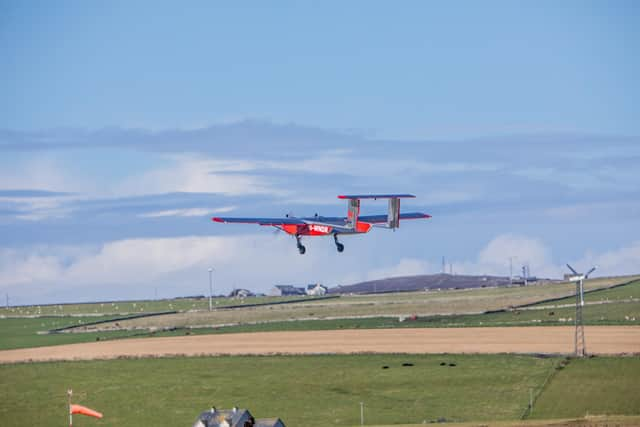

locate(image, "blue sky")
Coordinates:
1 2 639 304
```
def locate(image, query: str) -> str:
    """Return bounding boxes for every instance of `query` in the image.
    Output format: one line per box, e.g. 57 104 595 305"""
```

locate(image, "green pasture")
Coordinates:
90 278 636 332
4 300 636 352
1 355 638 427
0 295 323 317
0 354 555 427
0 316 140 351
372 415 640 427
531 357 640 419
528 278 640 307
1 279 638 350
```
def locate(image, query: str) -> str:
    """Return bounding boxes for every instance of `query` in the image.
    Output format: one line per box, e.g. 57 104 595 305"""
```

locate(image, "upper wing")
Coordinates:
212 217 306 226
338 194 416 199
358 212 431 223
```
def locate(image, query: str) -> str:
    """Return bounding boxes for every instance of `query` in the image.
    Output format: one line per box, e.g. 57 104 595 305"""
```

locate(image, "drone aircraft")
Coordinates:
212 194 431 254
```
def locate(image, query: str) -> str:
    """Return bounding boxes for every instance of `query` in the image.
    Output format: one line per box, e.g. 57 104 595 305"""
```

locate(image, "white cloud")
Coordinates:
2 233 640 304
0 195 77 221
0 156 78 193
578 241 640 277
0 248 65 287
113 156 287 197
261 153 499 179
366 258 434 281
0 156 90 221
478 234 552 271
138 206 237 218
0 234 364 302
446 234 562 278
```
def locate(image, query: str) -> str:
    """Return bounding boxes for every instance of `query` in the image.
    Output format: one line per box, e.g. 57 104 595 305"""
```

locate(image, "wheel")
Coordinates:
336 243 344 253
298 245 306 255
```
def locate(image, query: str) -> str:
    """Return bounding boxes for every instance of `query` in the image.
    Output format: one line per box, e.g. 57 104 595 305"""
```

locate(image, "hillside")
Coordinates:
330 273 530 294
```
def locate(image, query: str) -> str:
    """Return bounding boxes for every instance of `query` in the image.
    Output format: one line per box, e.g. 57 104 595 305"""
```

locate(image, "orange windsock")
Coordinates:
70 404 103 419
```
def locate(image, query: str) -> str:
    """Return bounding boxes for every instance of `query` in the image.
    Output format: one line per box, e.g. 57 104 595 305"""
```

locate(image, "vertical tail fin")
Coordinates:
338 194 417 230
347 198 360 229
388 197 400 229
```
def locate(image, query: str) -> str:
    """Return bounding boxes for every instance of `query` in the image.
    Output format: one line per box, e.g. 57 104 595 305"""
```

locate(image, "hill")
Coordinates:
330 273 535 294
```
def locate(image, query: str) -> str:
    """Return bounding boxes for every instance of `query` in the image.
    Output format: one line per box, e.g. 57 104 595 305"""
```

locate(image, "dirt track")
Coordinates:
1 326 639 363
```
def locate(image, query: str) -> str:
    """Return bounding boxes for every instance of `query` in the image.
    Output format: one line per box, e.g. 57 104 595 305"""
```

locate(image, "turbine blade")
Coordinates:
585 267 596 277
566 264 578 275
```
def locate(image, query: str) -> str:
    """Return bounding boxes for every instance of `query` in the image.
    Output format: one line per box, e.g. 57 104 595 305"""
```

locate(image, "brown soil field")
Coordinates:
1 326 638 364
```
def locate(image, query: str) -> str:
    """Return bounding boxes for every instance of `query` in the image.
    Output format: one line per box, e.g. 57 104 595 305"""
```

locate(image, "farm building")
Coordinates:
228 288 254 298
269 285 306 296
306 283 328 296
193 407 285 427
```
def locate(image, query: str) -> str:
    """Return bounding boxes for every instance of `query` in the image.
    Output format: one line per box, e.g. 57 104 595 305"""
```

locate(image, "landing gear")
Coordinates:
296 235 306 255
334 234 345 253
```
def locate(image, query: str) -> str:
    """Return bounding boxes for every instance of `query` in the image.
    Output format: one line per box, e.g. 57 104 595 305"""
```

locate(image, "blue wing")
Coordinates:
212 217 306 226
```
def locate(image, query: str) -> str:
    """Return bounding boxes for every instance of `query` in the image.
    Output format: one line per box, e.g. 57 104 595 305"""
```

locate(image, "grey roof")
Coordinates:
255 418 285 427
195 408 253 427
273 285 306 294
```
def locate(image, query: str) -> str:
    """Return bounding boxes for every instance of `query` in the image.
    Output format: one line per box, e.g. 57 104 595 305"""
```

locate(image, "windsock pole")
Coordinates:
68 389 73 427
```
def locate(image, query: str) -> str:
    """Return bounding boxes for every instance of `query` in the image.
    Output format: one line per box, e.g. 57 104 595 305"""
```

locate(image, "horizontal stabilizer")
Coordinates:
338 194 415 200
359 212 431 223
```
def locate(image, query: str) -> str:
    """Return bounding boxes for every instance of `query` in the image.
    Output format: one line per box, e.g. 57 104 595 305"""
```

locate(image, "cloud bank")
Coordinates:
2 233 639 304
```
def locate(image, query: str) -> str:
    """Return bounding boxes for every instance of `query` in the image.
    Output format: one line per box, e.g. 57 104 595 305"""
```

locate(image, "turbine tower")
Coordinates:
566 264 596 357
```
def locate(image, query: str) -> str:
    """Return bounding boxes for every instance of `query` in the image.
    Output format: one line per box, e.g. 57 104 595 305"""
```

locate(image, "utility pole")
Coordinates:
574 277 586 357
360 402 364 425
509 256 518 285
208 268 214 311
509 257 513 284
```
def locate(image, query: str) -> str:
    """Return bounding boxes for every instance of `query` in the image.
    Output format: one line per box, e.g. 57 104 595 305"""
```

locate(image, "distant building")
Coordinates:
228 288 254 298
269 285 306 296
193 407 285 427
306 284 328 296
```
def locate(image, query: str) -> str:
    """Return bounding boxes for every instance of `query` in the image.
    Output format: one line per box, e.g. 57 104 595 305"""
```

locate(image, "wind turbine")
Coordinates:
566 264 596 306
565 264 596 357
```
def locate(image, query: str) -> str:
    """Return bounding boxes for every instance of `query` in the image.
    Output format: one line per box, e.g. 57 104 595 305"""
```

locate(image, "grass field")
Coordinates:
0 354 555 426
0 295 325 317
531 356 640 419
528 278 640 307
2 278 638 351
1 355 638 427
0 316 139 350
83 277 640 332
372 415 640 427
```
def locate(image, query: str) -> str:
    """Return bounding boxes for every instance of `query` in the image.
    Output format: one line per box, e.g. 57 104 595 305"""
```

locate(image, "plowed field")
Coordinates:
1 326 638 363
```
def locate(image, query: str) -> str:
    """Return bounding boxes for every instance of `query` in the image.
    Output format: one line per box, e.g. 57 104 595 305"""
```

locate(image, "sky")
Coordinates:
1 1 639 304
